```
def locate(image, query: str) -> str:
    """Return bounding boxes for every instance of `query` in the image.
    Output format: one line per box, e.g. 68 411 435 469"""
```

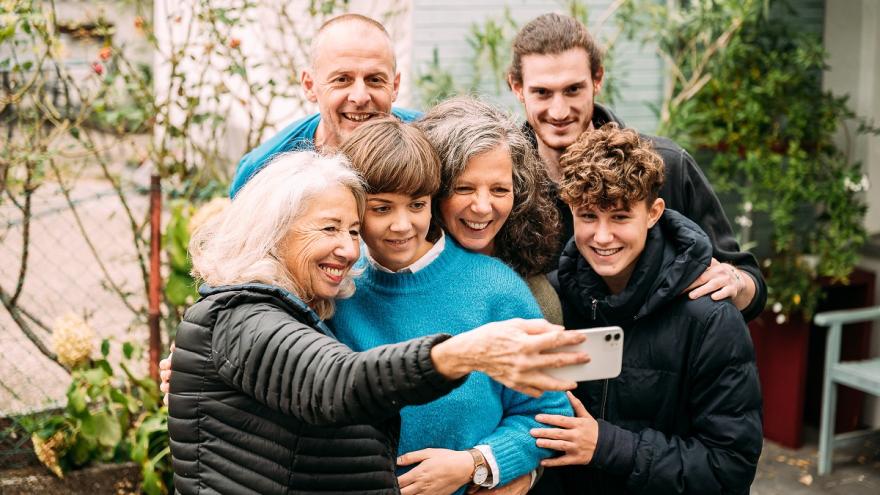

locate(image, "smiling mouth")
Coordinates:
384 237 413 248
461 219 490 231
319 263 347 282
591 247 623 257
343 112 375 123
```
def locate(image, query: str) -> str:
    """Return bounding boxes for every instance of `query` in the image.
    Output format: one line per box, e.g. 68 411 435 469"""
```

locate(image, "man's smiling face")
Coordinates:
511 47 602 155
303 22 400 149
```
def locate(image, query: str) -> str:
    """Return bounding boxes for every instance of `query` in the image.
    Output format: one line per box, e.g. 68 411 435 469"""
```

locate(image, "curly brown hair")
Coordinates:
559 123 665 210
416 96 560 276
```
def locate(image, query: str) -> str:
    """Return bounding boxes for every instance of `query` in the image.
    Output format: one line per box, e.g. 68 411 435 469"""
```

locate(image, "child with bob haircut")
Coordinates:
333 118 572 495
531 123 763 495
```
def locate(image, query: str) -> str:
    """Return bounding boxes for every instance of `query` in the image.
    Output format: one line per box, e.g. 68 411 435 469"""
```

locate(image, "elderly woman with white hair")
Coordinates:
167 151 587 495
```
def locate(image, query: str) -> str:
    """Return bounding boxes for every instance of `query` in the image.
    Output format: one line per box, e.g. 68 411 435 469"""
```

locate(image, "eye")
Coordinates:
578 212 597 221
323 225 340 233
565 86 582 95
368 75 385 85
453 186 474 195
371 205 391 214
491 186 512 196
612 214 631 221
410 201 427 210
333 75 351 84
349 228 360 238
533 88 549 97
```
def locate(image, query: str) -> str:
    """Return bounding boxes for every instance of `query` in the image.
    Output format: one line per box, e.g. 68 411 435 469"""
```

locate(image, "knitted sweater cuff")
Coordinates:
486 433 534 485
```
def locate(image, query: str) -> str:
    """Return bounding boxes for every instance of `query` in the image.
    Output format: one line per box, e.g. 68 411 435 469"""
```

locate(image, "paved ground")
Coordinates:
752 430 880 494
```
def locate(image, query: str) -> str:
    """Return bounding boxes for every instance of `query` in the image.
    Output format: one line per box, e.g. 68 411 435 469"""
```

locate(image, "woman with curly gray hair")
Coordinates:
416 96 563 323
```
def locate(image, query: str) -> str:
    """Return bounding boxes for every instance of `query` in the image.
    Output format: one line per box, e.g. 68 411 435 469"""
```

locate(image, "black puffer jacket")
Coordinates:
168 283 461 495
540 210 763 495
525 104 767 321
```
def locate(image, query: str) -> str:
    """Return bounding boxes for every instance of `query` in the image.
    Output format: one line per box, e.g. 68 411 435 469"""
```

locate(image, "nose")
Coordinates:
593 220 614 244
334 233 359 263
548 94 569 121
348 79 371 107
469 190 493 216
390 210 412 232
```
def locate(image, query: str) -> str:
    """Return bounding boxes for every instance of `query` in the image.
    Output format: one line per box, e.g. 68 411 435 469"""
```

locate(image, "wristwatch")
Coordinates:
468 448 491 486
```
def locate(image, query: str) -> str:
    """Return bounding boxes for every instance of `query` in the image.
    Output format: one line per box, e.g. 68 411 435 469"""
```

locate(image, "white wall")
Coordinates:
823 0 880 427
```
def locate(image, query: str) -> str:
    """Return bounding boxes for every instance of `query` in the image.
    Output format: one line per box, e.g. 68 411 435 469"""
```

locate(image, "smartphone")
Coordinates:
544 326 624 382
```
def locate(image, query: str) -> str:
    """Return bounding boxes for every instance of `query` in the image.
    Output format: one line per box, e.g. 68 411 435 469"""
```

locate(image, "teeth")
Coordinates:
321 266 344 277
386 238 410 245
593 247 622 256
344 113 372 122
463 220 489 230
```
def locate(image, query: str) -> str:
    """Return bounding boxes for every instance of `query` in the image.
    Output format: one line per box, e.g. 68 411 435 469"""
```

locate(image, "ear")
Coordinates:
647 198 665 228
391 71 401 102
592 66 605 95
301 69 318 103
509 75 525 104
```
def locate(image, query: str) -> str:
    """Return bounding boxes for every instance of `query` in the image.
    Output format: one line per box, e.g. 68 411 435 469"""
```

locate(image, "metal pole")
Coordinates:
148 174 162 383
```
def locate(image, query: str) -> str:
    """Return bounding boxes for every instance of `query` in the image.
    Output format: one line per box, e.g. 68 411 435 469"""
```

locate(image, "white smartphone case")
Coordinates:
544 326 624 382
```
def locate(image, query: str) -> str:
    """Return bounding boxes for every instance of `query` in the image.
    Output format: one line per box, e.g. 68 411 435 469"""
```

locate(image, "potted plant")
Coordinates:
618 0 878 448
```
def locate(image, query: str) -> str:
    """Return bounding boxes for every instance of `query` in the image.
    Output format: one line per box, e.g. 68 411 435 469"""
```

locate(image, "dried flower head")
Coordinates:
51 314 95 368
32 431 65 478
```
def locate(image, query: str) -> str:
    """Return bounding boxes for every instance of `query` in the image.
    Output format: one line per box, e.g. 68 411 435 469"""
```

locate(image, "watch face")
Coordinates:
473 465 489 485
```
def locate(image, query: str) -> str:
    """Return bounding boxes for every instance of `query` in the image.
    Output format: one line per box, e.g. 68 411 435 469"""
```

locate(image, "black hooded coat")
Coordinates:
537 210 763 495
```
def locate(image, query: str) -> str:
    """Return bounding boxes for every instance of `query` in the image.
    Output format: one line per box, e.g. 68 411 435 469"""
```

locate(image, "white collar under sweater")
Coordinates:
364 232 446 274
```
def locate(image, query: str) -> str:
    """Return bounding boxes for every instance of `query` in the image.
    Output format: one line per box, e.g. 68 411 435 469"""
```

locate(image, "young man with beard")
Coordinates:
507 13 766 321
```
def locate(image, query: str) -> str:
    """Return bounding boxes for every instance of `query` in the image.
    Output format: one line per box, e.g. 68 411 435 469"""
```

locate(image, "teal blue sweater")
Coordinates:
331 239 573 488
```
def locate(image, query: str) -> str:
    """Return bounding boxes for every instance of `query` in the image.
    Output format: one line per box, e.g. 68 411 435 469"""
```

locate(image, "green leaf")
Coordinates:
67 386 88 414
123 342 134 359
101 339 110 358
83 368 109 386
90 412 122 448
165 271 197 306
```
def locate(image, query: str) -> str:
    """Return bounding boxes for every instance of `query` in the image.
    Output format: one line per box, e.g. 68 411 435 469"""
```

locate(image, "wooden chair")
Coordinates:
813 305 880 475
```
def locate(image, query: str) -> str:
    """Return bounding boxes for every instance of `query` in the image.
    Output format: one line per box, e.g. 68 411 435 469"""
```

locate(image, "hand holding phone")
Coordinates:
543 327 623 382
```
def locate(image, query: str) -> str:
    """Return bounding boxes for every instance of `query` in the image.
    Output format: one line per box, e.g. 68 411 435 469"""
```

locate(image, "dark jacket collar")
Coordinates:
198 282 333 336
557 210 712 327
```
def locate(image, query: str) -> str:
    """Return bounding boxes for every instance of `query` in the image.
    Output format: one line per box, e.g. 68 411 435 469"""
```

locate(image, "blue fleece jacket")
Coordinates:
331 238 573 489
230 107 422 197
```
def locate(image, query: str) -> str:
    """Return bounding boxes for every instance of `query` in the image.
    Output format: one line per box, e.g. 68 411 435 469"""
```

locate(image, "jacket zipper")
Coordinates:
600 379 609 419
591 298 598 320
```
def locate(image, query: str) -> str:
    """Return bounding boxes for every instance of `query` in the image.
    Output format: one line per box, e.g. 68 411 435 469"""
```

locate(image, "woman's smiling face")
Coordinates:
439 145 514 255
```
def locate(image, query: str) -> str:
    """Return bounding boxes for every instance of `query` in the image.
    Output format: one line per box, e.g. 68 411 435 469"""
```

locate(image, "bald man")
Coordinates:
230 14 419 197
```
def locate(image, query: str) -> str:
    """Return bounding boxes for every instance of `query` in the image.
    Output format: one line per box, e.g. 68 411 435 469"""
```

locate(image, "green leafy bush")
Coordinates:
24 340 171 494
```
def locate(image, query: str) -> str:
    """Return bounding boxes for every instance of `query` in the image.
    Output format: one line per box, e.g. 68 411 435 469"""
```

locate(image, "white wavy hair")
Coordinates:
189 151 365 319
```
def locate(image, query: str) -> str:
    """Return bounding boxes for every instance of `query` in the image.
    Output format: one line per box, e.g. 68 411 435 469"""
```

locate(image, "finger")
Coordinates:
709 285 737 301
530 427 571 440
541 454 583 467
159 358 172 371
534 413 579 428
397 470 417 488
509 384 542 398
518 319 565 335
160 368 171 381
530 351 591 370
397 449 432 466
170 342 176 353
567 391 590 418
531 329 587 351
159 381 169 394
687 276 726 300
535 438 576 452
163 393 169 407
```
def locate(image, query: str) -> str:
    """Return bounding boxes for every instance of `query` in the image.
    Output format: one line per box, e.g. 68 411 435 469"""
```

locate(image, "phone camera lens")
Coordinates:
604 334 612 342
614 333 621 341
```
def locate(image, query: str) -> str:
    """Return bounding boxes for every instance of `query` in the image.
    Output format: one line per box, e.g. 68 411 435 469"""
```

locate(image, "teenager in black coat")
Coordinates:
531 124 763 495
